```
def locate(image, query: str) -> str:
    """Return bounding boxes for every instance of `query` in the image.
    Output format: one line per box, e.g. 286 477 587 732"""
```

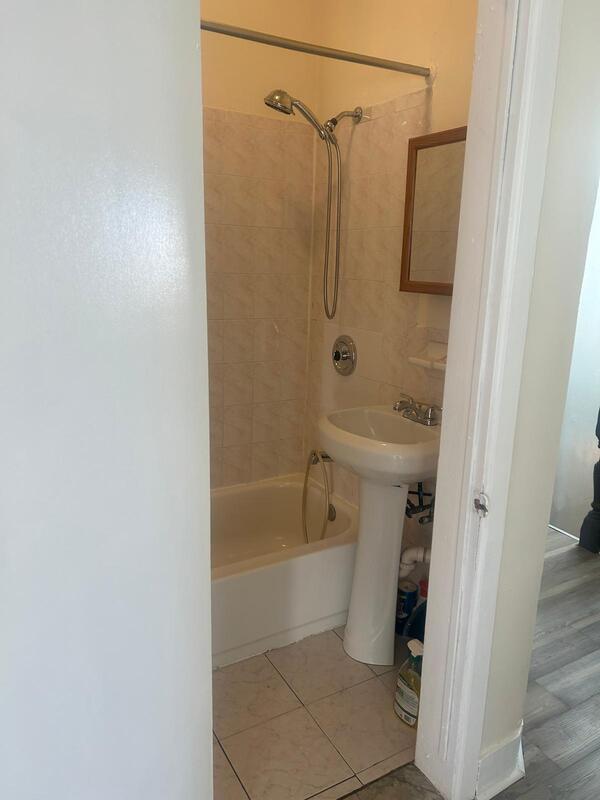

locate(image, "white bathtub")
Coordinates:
211 475 358 667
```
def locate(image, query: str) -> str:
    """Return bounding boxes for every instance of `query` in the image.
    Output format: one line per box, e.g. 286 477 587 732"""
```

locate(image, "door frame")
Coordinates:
415 1 565 798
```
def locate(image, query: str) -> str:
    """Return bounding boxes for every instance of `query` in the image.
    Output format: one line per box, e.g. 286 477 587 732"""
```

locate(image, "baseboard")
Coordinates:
476 724 524 800
212 611 348 668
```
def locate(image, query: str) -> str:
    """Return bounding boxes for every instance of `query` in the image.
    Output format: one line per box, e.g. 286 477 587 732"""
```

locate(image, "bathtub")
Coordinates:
211 475 358 667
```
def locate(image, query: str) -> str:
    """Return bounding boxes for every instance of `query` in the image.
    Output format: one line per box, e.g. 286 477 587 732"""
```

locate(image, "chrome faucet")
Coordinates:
393 395 442 427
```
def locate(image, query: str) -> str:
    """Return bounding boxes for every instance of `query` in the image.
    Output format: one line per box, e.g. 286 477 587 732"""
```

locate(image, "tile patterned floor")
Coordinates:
492 529 600 800
213 628 416 800
214 528 600 800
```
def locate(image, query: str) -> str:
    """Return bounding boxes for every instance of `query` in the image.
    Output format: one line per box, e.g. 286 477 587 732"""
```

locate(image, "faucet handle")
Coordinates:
393 394 414 412
424 405 442 425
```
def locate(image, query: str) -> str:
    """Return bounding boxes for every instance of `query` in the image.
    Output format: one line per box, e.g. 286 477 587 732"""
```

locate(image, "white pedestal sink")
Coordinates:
318 405 440 665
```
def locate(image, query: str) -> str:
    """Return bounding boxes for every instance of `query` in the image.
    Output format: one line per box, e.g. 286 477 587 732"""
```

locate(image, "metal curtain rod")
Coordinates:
200 20 431 78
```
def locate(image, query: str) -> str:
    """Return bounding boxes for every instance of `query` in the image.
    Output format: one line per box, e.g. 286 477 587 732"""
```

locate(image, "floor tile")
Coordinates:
214 735 248 800
493 741 559 799
353 763 442 799
528 628 597 681
534 581 600 646
544 529 575 554
538 650 600 708
332 627 411 677
367 637 412 676
356 747 415 785
376 671 399 696
527 692 600 768
213 654 301 739
536 744 600 800
267 630 373 704
222 707 353 800
308 777 362 799
307 677 416 774
524 682 568 731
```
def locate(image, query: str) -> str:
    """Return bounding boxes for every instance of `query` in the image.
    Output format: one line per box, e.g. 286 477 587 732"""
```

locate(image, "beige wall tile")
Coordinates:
253 361 282 404
222 274 254 320
222 444 252 487
223 363 253 407
252 401 281 444
223 320 254 364
223 404 253 447
204 95 450 492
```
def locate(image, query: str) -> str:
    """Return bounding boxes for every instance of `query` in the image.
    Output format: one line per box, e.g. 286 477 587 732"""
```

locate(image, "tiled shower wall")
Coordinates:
203 108 314 488
305 88 452 509
204 89 452 497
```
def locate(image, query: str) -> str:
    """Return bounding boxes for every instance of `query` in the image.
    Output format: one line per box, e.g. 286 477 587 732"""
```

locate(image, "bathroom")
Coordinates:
204 3 477 798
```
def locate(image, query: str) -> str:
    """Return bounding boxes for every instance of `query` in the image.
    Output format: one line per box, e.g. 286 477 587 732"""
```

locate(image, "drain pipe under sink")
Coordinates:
399 546 431 578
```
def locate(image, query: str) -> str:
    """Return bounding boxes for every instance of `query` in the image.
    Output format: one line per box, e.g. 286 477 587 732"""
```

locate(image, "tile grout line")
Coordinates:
215 649 412 795
265 648 384 705
214 737 251 800
355 744 417 788
332 626 396 678
263 649 359 779
304 776 360 800
301 673 412 782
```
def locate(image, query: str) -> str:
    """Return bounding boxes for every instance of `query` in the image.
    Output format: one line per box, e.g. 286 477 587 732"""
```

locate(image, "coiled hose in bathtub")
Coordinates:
302 449 335 544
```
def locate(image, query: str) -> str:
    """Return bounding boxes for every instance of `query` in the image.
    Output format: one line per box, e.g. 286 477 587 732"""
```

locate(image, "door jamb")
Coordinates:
415 1 564 798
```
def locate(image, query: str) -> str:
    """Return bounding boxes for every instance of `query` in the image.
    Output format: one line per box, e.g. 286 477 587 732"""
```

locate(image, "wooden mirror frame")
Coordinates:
399 126 467 296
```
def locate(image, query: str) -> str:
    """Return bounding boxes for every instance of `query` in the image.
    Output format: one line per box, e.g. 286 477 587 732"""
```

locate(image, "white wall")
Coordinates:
481 0 600 758
551 194 600 535
0 2 212 798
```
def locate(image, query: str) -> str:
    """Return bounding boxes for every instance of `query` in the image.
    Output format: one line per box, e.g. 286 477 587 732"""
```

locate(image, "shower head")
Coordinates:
264 89 327 138
264 88 294 115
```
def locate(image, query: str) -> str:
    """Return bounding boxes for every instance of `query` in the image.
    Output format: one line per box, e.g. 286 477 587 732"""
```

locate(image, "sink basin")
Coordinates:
318 404 441 666
319 405 440 485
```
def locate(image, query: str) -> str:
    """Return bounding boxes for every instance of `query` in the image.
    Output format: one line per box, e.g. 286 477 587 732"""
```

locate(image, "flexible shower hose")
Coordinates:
302 449 331 544
322 134 342 319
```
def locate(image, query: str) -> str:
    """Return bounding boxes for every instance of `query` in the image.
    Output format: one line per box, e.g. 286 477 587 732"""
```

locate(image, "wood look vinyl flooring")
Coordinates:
351 529 600 800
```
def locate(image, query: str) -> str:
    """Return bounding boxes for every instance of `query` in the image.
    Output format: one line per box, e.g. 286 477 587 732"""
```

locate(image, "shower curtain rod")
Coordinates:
200 20 431 78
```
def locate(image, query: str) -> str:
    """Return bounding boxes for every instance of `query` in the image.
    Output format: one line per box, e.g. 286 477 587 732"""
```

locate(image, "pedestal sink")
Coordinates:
318 405 440 665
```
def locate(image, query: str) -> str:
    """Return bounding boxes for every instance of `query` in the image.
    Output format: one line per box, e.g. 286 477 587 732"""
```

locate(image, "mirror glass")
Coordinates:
400 127 467 295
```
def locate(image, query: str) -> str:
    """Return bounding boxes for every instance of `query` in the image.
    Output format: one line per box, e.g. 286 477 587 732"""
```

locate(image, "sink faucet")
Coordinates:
393 395 442 427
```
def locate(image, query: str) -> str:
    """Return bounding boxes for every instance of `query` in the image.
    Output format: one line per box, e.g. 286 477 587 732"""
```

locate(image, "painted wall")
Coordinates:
200 0 319 119
200 0 477 130
0 2 212 798
551 200 600 535
481 0 600 758
315 0 478 131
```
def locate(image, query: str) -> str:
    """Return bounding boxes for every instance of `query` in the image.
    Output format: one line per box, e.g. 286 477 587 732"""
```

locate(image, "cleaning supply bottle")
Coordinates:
394 639 424 727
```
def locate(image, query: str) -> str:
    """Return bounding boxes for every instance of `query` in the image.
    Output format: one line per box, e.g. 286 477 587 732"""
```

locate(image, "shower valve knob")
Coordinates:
332 335 357 376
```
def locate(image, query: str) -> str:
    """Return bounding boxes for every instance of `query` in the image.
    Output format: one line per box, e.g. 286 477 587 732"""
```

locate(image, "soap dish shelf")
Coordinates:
407 355 447 373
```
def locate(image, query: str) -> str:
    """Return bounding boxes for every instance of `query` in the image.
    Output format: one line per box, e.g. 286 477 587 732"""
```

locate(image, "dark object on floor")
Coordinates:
404 600 427 642
579 407 600 553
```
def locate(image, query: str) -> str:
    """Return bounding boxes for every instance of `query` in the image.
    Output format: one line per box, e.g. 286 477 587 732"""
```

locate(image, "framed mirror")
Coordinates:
400 126 467 296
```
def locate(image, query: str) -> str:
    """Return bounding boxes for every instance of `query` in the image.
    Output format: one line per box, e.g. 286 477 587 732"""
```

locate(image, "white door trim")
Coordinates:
415 2 564 798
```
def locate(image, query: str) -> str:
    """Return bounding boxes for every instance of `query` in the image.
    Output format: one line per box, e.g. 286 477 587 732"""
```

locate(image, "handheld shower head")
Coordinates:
264 88 293 115
264 89 327 138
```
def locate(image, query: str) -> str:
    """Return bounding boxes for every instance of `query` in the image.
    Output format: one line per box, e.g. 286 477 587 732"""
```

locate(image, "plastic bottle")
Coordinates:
394 639 424 727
